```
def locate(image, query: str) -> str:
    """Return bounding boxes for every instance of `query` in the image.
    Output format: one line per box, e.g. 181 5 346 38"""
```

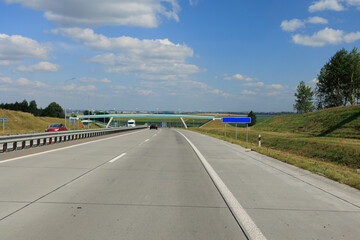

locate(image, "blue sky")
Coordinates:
1 0 360 112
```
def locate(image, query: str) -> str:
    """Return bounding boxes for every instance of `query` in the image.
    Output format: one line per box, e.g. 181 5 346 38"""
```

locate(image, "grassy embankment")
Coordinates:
191 105 360 189
0 109 85 135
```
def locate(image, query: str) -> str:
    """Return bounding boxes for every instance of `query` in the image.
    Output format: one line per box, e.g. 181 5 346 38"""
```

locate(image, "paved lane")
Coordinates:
178 129 360 240
1 128 359 240
0 129 247 240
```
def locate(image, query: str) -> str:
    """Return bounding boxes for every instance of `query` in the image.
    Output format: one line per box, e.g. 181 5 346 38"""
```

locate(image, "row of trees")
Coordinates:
294 47 360 113
0 100 64 118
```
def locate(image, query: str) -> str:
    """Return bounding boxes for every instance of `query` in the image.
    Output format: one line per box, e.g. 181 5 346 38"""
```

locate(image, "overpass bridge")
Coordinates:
77 114 216 128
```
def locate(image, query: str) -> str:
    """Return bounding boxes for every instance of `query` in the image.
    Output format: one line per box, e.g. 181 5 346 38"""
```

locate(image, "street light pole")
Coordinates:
64 77 75 128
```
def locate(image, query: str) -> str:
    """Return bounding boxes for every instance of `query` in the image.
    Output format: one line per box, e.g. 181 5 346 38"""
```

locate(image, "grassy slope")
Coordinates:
254 105 360 139
0 109 83 135
191 106 360 189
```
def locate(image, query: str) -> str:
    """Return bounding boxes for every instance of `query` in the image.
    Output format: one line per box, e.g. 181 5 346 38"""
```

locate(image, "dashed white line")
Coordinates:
109 153 127 163
145 139 150 142
176 130 267 240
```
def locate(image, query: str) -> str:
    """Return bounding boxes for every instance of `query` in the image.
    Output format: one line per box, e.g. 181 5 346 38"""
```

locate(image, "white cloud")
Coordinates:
0 75 47 88
15 62 60 73
62 83 97 91
241 90 256 95
281 19 305 32
266 91 281 96
243 82 265 87
309 0 360 12
63 83 77 91
310 78 319 85
16 77 31 86
189 0 199 6
52 28 202 80
293 28 344 46
281 17 328 32
344 31 360 42
5 0 180 28
0 60 18 66
268 84 284 90
306 16 329 24
223 74 253 81
77 85 96 91
137 89 154 96
309 0 345 12
347 0 360 9
293 27 360 46
0 77 12 83
34 80 47 87
80 77 111 83
178 80 231 97
0 34 51 62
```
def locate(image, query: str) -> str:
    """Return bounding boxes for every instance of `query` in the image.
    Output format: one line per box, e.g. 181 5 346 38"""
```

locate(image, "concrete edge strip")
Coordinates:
176 130 267 240
0 129 146 165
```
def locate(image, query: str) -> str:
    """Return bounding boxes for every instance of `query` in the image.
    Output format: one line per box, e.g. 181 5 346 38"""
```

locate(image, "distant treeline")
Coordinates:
0 100 64 118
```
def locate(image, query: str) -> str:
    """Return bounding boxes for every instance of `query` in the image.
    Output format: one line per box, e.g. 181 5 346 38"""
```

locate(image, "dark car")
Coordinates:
149 123 158 130
45 123 67 132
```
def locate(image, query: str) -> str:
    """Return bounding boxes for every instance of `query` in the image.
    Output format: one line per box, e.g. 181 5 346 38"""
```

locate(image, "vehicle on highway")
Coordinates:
127 119 135 127
45 123 67 132
149 123 158 130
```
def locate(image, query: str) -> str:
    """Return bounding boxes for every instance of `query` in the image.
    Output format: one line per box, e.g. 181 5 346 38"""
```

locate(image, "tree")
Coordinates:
19 99 29 112
294 81 315 113
42 102 64 118
316 48 360 109
248 110 257 126
28 100 39 116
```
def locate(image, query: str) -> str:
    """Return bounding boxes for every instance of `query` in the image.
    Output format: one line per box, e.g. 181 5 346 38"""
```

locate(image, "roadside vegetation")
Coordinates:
191 105 360 190
0 109 83 135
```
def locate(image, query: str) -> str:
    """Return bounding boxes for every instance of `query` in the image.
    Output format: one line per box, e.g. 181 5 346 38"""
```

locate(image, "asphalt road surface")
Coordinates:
0 128 359 240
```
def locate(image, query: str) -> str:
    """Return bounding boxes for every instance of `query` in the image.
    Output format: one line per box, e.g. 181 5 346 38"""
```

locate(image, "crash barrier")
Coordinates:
0 126 147 153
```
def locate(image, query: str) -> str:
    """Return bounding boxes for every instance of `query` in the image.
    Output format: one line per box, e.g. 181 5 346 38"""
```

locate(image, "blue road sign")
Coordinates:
0 118 7 123
222 117 251 123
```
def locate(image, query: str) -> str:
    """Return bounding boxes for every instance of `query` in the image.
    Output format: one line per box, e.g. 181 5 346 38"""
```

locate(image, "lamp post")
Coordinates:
64 77 75 128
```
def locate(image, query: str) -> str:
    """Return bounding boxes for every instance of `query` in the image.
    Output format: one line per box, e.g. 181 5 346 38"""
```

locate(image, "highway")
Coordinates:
0 128 359 239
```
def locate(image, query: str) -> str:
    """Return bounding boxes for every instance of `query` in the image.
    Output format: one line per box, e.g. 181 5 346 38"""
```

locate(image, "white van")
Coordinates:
127 119 135 127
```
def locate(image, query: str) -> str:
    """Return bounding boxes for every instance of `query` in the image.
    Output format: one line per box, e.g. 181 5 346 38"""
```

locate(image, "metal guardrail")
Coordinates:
0 126 147 153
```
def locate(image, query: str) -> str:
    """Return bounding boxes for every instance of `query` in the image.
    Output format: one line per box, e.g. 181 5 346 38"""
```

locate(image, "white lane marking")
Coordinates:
176 130 267 240
145 139 150 142
109 153 127 163
0 130 147 165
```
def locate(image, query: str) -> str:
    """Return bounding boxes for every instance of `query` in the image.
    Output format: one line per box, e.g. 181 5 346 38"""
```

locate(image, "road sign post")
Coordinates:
258 134 261 147
0 118 7 135
222 117 251 142
235 123 237 140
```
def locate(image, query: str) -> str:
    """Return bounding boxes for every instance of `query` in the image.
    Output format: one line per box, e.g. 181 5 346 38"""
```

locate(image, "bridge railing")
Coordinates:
0 125 147 153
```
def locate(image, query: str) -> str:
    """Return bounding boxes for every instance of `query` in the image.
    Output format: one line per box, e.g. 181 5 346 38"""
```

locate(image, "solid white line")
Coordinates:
109 153 127 163
0 130 146 165
176 130 267 240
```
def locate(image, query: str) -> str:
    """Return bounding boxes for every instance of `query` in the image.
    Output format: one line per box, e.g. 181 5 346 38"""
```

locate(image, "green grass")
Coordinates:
254 105 360 139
